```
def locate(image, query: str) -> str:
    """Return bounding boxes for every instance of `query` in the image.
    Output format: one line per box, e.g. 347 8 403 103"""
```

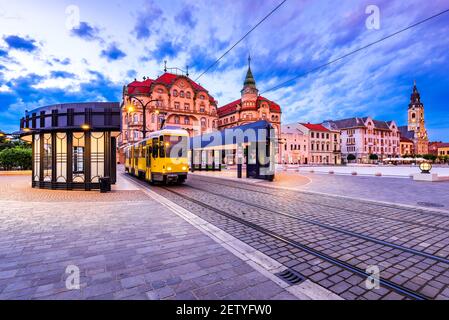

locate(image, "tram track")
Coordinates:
191 175 449 232
155 184 428 300
122 173 444 300
183 183 449 265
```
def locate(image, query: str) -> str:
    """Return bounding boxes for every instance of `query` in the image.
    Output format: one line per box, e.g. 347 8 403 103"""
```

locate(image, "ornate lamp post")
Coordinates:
125 90 163 138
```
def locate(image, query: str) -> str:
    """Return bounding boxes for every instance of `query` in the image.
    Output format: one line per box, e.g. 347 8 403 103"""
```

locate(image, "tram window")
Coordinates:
152 138 158 158
159 136 166 158
164 135 187 158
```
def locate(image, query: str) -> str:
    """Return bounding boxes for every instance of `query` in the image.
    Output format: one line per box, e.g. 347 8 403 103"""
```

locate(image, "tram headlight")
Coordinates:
167 167 172 171
182 166 187 171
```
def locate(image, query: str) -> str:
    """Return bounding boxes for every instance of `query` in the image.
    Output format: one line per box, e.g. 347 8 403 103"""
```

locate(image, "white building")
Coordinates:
322 117 400 163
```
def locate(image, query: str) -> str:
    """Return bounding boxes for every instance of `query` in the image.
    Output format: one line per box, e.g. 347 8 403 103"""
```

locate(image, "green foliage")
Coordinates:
369 154 379 161
423 154 438 162
347 154 356 161
0 139 31 152
0 147 32 170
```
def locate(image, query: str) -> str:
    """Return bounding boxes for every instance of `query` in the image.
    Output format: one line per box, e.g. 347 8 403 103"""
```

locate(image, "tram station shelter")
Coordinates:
190 120 276 181
18 102 121 190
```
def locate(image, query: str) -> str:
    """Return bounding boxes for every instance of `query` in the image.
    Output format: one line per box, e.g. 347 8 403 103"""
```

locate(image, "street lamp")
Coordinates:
126 93 162 138
419 162 432 174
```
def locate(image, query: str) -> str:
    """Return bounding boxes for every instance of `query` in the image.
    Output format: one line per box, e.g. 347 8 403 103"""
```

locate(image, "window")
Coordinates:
72 132 85 183
152 138 159 158
90 132 105 183
157 88 163 94
186 92 191 99
173 90 178 97
180 91 185 98
184 103 190 111
200 95 205 100
184 117 190 125
201 118 207 128
174 116 180 124
174 102 180 110
311 132 314 138
200 105 205 113
133 114 139 123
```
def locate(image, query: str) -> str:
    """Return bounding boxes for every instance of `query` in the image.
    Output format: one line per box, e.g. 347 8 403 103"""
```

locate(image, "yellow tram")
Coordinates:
125 129 189 184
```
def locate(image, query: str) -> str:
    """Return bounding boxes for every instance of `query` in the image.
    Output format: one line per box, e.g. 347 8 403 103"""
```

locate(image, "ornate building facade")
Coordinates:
217 58 281 136
398 81 429 155
118 60 282 163
118 69 218 162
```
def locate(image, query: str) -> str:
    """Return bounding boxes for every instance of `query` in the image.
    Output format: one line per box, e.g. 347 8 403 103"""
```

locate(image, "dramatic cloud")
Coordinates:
70 22 101 41
100 43 126 61
50 71 76 79
0 0 448 140
3 35 37 52
175 6 197 28
133 1 164 39
152 40 181 61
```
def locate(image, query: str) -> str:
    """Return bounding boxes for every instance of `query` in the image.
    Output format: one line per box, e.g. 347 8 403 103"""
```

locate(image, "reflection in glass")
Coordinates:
91 132 105 183
73 132 85 183
56 133 67 182
43 134 52 182
33 135 40 182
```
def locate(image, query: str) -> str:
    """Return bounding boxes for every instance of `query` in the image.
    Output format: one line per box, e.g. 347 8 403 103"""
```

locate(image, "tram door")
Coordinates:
145 143 152 181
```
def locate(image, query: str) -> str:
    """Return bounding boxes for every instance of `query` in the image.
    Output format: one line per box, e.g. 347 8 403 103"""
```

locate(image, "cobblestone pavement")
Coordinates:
0 175 297 300
148 174 449 300
0 175 149 202
258 171 449 211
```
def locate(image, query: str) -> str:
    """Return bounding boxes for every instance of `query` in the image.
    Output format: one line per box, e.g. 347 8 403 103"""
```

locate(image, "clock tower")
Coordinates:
407 81 429 154
241 56 259 106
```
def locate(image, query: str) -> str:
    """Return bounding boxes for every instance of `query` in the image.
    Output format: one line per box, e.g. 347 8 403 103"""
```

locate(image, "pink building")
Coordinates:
280 123 341 165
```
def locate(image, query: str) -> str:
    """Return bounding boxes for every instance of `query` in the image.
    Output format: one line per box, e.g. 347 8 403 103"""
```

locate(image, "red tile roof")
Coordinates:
154 73 209 93
127 79 153 94
301 123 329 132
217 99 241 117
126 73 210 96
217 96 281 117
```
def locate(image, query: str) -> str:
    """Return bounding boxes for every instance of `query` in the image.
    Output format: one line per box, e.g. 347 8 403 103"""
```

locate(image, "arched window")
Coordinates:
180 91 185 98
133 114 139 123
173 90 178 97
186 91 191 99
201 117 206 128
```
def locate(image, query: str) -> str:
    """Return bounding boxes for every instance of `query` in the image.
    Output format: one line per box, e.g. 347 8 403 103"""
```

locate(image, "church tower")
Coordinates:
241 56 259 107
407 81 429 154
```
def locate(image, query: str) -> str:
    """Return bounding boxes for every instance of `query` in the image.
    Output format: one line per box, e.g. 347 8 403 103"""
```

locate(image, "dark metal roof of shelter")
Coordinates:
19 102 121 136
190 120 274 149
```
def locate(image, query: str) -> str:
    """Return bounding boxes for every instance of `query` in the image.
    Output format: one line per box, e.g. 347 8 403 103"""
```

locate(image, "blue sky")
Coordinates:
0 0 448 140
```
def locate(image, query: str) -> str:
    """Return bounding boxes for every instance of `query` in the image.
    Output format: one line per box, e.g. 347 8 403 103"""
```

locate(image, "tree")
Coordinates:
347 154 356 162
369 154 379 161
0 147 32 170
423 154 437 162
